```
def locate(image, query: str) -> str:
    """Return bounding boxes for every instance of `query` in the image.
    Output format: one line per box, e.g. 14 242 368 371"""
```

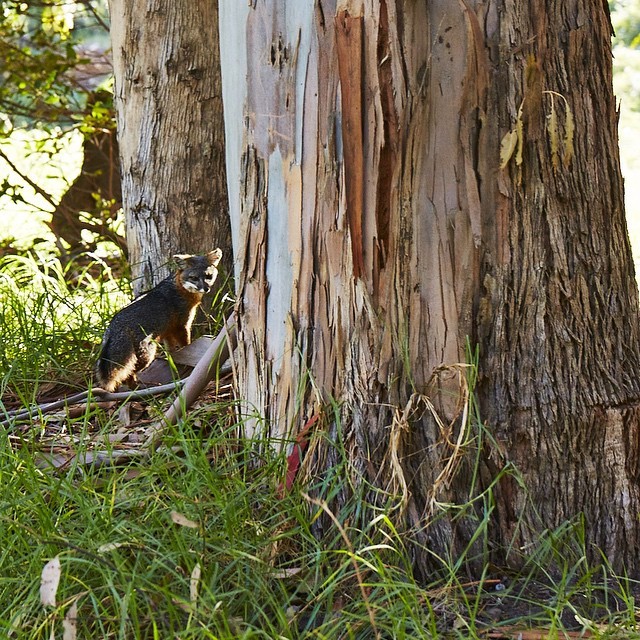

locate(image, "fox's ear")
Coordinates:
207 249 222 266
173 254 193 270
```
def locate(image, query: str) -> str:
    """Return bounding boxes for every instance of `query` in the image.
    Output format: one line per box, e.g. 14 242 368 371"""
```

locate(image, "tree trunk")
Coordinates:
51 126 124 256
219 0 640 576
109 0 230 291
479 3 640 570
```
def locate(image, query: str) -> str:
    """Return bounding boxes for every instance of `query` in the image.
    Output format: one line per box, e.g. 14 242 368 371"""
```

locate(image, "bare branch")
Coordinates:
0 146 57 210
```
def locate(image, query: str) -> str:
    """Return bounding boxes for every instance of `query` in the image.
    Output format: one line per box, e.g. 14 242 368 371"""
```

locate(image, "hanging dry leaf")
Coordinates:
547 96 559 170
40 556 61 608
170 511 199 529
543 89 575 171
62 601 78 640
190 563 202 606
500 130 518 169
515 110 524 166
563 104 575 167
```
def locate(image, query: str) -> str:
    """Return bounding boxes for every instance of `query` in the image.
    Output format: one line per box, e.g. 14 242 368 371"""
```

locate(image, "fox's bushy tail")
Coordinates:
95 334 135 392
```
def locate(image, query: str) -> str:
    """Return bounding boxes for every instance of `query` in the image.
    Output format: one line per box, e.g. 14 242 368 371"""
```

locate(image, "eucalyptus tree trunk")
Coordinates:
109 0 230 292
220 0 640 575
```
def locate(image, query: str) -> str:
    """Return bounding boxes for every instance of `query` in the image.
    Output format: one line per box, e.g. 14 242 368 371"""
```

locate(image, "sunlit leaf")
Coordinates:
40 556 61 608
171 511 199 529
500 130 518 169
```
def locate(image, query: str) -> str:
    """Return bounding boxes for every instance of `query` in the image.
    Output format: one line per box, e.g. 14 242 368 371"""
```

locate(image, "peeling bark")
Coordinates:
109 0 230 291
220 0 640 576
335 10 365 278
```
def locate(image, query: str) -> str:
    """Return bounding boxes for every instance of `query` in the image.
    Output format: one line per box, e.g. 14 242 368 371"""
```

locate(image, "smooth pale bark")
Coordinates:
219 0 640 575
109 0 230 291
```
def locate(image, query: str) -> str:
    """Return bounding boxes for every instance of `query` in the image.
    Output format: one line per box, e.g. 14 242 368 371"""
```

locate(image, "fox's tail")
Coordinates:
95 334 135 392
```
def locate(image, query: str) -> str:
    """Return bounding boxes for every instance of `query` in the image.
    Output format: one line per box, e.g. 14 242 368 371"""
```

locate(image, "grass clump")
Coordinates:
1 253 640 638
2 419 638 639
0 252 129 401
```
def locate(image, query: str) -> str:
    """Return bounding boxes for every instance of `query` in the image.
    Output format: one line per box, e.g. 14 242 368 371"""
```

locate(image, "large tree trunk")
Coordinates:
219 0 640 576
109 0 230 291
480 4 640 569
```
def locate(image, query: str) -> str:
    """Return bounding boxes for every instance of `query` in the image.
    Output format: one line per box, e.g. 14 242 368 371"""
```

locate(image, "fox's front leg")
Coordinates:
163 327 190 351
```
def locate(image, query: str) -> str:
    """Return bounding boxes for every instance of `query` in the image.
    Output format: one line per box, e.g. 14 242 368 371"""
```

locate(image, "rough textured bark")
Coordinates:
220 0 640 575
479 3 640 569
109 0 230 292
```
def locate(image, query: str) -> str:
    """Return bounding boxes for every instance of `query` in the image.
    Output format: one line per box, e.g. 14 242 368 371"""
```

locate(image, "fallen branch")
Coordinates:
1 380 187 428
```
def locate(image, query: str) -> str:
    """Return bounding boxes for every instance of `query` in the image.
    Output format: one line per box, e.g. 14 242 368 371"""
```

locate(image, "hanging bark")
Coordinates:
219 0 640 577
109 0 231 292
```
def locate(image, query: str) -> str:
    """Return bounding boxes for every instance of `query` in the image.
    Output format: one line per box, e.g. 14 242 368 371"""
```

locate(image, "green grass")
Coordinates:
0 252 129 403
1 255 640 638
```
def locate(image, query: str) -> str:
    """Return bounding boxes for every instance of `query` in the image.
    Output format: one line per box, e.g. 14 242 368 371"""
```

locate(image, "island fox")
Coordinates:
95 249 222 392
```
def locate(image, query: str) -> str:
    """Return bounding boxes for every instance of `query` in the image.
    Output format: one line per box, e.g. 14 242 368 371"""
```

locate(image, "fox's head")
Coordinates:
174 249 222 294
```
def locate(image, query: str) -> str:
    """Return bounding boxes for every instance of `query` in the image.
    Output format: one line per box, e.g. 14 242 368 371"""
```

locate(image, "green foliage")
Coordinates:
0 252 129 396
611 0 640 48
1 267 639 638
0 413 639 638
613 46 640 111
0 1 110 130
0 1 122 258
610 1 640 115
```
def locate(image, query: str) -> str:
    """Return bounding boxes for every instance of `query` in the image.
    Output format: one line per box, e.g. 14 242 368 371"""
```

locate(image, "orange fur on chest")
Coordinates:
157 280 203 349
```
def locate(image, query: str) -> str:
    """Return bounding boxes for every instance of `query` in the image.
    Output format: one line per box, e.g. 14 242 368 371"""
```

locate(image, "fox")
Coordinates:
95 249 222 392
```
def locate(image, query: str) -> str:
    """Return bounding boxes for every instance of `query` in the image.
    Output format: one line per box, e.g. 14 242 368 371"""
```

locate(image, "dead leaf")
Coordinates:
97 542 127 553
190 563 202 606
40 556 61 608
62 600 78 640
272 567 303 579
278 414 320 496
170 511 199 529
7 612 23 637
500 130 518 169
118 403 131 427
515 109 524 166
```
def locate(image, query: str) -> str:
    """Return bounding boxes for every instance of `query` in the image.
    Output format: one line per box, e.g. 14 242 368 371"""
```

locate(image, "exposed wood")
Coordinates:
1 381 185 428
146 319 236 449
335 10 365 278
